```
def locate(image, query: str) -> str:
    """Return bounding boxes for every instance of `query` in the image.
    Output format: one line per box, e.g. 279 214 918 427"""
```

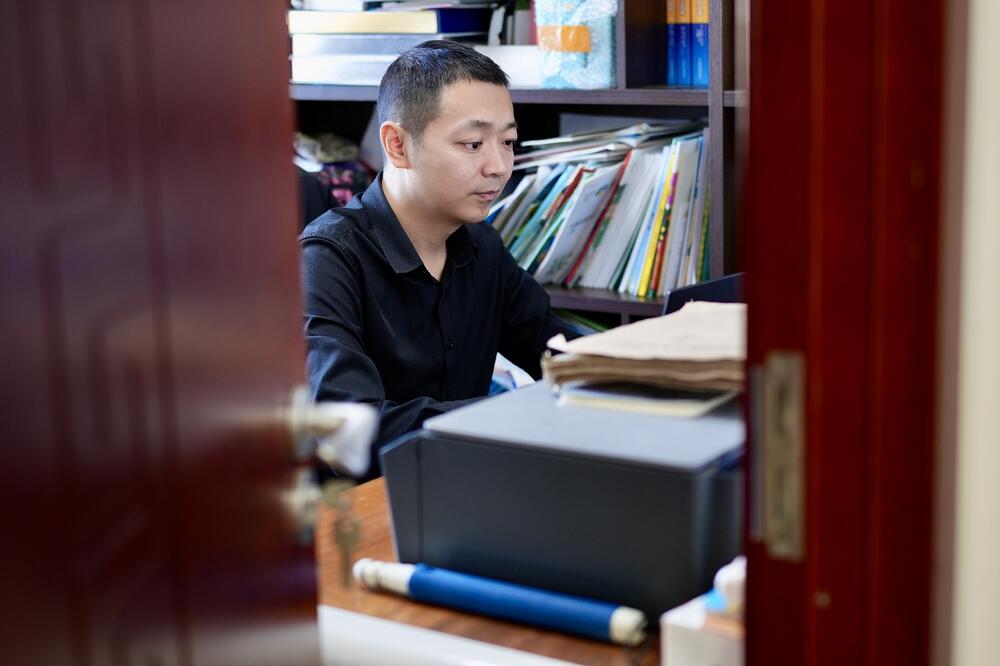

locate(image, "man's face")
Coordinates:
408 80 517 225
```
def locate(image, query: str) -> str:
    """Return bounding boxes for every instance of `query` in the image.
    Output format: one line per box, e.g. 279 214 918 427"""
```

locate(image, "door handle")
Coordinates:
285 385 378 478
281 387 377 544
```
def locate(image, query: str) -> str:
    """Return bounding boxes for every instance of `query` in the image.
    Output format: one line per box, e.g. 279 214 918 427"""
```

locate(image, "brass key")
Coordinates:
334 504 362 588
324 479 361 588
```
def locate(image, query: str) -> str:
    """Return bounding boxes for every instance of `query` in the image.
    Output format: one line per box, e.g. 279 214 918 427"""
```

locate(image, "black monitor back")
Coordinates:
663 272 745 315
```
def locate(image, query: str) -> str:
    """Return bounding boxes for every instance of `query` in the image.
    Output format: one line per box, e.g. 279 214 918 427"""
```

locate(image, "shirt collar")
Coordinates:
363 172 479 275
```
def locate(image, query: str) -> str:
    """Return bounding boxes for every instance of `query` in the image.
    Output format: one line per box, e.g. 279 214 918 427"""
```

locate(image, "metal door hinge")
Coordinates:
756 351 806 561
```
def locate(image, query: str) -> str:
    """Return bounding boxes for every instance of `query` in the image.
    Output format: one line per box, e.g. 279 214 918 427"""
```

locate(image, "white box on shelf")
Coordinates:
660 595 744 666
474 45 541 88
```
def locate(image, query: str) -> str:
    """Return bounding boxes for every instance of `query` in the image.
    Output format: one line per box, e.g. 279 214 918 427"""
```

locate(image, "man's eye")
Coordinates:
464 142 482 150
502 139 517 148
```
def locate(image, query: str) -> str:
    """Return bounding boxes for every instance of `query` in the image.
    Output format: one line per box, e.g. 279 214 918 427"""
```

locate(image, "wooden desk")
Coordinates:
316 478 660 666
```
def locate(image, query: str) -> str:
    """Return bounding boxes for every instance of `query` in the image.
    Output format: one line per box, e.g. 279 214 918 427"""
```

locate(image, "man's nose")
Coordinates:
481 142 509 179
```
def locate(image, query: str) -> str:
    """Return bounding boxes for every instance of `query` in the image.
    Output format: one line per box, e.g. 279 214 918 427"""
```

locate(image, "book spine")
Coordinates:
612 218 645 291
679 130 709 286
663 135 703 292
520 169 585 271
619 183 655 294
513 0 533 45
666 0 677 86
646 160 681 298
696 192 711 282
676 0 693 87
635 148 675 295
649 160 682 297
508 166 567 259
648 204 673 298
692 0 710 88
636 217 660 295
563 154 630 287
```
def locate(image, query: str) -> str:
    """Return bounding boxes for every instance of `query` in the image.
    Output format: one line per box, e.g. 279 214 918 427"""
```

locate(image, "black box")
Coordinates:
380 382 743 618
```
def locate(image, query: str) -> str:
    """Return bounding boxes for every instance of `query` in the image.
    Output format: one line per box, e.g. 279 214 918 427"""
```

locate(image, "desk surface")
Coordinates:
316 478 660 666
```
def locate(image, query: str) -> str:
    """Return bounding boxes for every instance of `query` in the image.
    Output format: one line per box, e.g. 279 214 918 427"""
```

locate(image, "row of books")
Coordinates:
289 2 542 86
293 0 533 40
487 123 712 299
289 2 498 35
666 0 709 88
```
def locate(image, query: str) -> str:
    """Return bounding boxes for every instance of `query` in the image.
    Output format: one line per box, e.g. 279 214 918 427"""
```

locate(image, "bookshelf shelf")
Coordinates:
291 83 726 107
544 286 664 322
292 83 379 102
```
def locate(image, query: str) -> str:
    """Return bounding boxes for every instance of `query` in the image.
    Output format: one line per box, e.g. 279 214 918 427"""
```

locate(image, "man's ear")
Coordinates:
380 122 412 169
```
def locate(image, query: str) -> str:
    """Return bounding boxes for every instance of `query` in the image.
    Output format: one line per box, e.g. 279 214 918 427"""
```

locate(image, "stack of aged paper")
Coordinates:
543 301 746 396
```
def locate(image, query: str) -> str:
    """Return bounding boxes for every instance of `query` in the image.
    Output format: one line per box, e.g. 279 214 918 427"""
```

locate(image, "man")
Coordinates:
300 41 575 473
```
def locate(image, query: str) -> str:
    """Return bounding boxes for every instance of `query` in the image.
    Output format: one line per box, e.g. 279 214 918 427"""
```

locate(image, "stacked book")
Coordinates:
542 301 745 416
666 0 709 88
487 121 712 298
289 1 494 85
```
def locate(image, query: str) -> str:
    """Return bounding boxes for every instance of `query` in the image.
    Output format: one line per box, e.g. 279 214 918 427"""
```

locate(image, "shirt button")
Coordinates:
447 338 456 349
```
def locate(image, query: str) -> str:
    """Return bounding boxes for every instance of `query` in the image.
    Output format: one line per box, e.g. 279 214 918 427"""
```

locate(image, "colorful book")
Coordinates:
522 168 589 272
534 162 623 285
609 214 642 290
675 0 693 87
490 173 535 238
692 0 709 88
697 194 712 282
620 145 672 295
637 144 680 296
516 166 585 268
507 165 568 256
563 151 632 286
657 134 703 294
578 148 661 290
650 133 704 296
501 167 552 245
680 129 710 287
666 0 678 86
648 196 675 297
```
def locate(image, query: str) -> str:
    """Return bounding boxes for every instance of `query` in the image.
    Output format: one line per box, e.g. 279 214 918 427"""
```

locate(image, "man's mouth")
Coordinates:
473 190 499 202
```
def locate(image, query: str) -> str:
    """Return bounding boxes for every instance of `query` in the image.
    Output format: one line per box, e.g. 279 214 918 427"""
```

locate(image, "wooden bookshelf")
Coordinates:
292 0 747 324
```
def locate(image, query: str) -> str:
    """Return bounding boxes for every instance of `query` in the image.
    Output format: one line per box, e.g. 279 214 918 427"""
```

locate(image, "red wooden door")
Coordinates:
744 0 943 664
1 1 318 664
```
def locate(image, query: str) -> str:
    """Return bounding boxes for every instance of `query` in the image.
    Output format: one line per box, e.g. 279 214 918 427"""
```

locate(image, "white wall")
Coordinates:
950 0 1000 663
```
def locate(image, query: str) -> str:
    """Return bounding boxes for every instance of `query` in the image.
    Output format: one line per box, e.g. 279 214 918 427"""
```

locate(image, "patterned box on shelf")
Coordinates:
534 0 616 89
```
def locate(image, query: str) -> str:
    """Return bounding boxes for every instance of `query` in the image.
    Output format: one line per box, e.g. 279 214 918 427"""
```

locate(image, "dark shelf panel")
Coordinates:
511 87 708 106
291 83 725 107
544 286 664 317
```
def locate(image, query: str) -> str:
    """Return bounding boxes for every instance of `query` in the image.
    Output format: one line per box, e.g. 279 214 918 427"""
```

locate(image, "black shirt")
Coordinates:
299 173 574 468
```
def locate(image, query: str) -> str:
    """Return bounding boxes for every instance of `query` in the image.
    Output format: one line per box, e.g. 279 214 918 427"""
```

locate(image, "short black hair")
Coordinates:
377 40 510 141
